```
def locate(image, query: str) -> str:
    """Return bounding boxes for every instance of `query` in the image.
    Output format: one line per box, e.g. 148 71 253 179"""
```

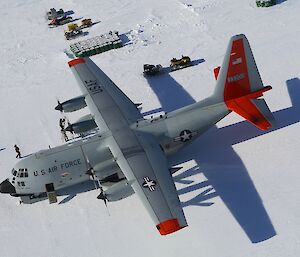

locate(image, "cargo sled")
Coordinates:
143 64 162 76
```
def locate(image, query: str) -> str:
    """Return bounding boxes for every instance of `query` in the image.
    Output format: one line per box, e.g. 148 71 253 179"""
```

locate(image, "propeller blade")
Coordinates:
55 98 63 112
83 150 110 213
97 189 109 209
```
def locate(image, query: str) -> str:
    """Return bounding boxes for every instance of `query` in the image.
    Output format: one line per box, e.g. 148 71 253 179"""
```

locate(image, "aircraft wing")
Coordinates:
114 131 188 235
68 58 187 235
68 58 142 133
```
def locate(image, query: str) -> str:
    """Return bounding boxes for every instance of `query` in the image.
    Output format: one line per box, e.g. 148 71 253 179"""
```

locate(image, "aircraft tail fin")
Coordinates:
213 34 275 130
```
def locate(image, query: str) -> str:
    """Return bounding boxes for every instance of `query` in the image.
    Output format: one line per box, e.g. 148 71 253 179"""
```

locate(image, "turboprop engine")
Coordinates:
65 114 97 134
55 96 87 112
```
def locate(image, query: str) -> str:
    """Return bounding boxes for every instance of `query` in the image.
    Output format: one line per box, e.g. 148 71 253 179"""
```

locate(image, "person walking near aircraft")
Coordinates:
59 118 69 142
59 118 66 130
14 144 21 158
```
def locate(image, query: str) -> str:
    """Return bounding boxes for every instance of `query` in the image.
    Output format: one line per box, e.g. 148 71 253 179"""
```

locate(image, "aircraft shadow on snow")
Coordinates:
58 180 97 204
276 0 287 4
145 64 300 243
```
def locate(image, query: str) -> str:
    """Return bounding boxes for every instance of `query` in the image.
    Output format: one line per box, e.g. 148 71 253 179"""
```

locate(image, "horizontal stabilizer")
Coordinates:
227 91 275 130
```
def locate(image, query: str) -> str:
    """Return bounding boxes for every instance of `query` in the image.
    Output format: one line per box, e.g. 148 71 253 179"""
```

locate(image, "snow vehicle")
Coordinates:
143 64 162 76
170 55 192 70
79 19 93 29
256 0 276 7
46 8 65 20
64 25 83 40
48 16 73 28
67 23 79 31
65 30 83 40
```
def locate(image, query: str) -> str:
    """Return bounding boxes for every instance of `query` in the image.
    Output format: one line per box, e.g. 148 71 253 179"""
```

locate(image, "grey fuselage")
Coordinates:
2 95 229 203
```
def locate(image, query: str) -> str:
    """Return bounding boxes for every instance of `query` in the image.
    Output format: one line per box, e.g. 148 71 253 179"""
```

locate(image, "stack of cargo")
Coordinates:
256 0 276 7
69 31 123 57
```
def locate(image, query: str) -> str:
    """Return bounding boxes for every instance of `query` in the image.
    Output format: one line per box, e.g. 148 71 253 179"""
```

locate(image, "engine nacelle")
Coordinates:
65 115 97 134
103 180 134 202
55 96 87 112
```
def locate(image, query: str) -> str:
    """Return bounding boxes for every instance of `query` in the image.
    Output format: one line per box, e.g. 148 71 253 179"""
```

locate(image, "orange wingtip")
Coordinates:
68 58 85 67
156 218 185 236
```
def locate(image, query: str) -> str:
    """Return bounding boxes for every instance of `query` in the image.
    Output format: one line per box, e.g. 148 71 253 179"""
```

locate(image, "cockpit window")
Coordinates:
17 168 29 178
11 169 17 176
17 181 25 187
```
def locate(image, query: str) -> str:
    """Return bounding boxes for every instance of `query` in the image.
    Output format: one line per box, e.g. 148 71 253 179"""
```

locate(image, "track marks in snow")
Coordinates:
125 15 165 50
179 0 224 14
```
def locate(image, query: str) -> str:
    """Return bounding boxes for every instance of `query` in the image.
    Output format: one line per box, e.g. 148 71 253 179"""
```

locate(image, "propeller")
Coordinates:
97 187 108 207
83 152 109 207
55 98 64 112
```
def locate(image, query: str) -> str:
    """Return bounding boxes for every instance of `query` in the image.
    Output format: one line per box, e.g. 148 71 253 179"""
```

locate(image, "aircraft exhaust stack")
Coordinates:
55 96 87 113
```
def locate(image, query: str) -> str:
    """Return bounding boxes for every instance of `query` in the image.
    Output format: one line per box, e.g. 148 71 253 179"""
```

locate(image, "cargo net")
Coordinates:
69 31 123 57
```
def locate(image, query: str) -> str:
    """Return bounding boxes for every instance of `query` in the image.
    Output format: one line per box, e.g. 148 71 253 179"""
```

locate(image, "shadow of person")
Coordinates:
143 73 300 243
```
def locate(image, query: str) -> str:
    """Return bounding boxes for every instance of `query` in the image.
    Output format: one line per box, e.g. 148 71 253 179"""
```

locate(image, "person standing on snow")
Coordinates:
59 118 69 142
14 144 21 159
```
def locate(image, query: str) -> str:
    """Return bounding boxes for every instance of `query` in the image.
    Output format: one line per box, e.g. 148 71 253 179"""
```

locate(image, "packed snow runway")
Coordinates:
0 0 299 257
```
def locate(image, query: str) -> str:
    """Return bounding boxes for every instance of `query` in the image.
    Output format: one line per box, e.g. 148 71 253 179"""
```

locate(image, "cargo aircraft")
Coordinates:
0 35 274 235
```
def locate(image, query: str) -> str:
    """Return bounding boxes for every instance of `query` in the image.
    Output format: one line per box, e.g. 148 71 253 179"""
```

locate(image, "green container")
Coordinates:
102 44 109 52
98 46 104 53
90 48 97 55
113 40 122 49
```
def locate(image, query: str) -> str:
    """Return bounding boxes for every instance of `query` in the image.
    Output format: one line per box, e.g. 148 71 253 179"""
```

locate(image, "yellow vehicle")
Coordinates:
79 19 92 29
170 55 192 70
65 23 82 40
67 23 79 31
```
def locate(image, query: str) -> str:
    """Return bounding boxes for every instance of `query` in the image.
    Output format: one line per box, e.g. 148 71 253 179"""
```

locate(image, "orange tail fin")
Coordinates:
213 34 274 130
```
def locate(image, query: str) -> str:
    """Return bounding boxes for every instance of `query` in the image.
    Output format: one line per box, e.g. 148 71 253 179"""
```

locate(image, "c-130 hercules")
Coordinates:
0 35 274 236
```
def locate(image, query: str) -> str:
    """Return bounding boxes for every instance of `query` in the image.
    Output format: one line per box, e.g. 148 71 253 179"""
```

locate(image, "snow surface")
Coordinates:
0 0 300 257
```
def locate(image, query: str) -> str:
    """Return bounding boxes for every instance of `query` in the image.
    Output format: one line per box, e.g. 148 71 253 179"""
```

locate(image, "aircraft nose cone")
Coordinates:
0 179 16 194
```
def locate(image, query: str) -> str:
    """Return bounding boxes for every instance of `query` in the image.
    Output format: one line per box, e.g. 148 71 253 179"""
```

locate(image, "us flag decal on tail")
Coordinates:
232 57 242 65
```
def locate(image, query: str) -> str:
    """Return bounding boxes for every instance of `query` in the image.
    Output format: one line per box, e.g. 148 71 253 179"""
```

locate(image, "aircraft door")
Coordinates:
45 183 57 204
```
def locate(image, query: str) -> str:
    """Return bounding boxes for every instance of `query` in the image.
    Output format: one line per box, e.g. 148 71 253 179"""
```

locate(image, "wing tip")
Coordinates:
156 218 187 236
68 58 85 68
